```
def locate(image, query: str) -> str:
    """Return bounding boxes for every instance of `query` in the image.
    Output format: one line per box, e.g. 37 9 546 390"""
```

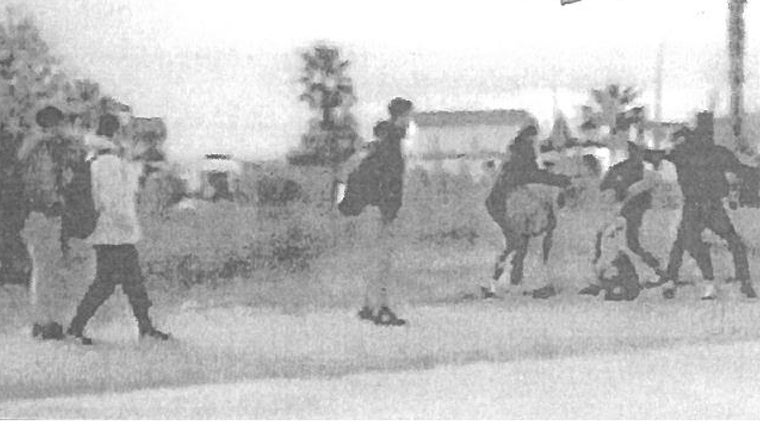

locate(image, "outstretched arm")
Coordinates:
522 168 572 188
717 146 747 175
641 148 673 169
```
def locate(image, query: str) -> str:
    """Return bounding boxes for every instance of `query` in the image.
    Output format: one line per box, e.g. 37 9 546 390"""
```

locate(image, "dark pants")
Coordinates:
69 244 154 335
621 205 661 272
666 199 750 284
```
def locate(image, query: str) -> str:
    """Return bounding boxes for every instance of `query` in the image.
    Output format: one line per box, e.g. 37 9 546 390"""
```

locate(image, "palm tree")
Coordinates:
292 43 359 178
583 84 643 141
298 44 356 132
591 84 640 132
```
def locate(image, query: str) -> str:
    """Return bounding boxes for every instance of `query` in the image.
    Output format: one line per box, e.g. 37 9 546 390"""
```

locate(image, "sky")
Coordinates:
8 0 760 161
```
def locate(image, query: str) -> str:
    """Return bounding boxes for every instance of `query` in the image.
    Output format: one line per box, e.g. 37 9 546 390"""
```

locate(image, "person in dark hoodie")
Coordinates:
338 97 413 326
652 112 756 300
484 125 572 299
598 142 663 271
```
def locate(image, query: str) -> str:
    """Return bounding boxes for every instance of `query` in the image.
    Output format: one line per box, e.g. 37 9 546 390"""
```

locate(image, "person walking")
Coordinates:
66 114 171 344
338 97 413 326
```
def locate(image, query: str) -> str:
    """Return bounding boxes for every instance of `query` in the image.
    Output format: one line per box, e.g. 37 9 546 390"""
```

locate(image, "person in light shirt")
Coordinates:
66 114 171 345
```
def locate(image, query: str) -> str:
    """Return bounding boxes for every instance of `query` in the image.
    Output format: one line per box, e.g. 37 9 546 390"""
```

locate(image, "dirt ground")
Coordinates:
3 338 760 419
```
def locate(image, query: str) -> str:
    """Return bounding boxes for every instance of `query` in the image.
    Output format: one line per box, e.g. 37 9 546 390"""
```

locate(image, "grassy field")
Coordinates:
2 202 760 406
3 165 760 410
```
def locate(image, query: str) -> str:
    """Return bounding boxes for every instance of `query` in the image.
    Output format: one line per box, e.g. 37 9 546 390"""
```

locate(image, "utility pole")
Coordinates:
654 42 665 148
728 0 748 153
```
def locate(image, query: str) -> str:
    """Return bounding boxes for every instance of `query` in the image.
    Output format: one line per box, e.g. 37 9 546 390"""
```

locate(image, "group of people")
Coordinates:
483 110 757 302
306 99 760 328
20 106 170 344
14 98 760 344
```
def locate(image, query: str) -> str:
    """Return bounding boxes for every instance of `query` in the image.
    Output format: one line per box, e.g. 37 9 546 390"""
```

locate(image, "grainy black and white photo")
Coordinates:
1 0 760 419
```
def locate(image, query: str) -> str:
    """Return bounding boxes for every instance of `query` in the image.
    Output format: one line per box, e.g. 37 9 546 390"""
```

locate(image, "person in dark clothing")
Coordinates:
653 112 756 300
484 125 572 299
338 120 401 224
597 141 663 274
338 98 413 326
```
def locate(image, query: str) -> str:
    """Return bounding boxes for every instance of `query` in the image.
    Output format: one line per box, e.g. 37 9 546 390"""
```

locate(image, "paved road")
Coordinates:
3 340 760 419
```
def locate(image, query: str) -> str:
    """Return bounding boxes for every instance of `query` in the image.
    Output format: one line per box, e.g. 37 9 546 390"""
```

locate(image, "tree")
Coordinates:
0 10 65 285
0 10 155 283
289 43 359 170
582 84 643 138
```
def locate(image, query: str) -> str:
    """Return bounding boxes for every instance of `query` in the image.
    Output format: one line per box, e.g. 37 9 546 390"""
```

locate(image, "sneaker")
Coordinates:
358 306 375 321
662 281 676 299
140 328 171 341
532 285 557 299
740 282 758 299
373 306 407 327
480 286 497 299
701 281 718 301
65 328 93 345
578 285 602 296
643 272 668 289
31 323 42 338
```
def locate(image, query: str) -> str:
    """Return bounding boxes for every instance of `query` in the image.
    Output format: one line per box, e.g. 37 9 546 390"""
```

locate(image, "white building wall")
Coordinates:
410 124 521 156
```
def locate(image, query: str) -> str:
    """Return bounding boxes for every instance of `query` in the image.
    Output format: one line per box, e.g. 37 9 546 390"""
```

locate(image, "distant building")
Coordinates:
179 154 245 200
408 109 536 179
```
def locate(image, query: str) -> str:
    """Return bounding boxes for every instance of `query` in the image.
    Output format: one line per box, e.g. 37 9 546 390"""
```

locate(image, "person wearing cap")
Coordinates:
66 114 171 344
484 125 572 298
340 97 412 326
650 112 756 300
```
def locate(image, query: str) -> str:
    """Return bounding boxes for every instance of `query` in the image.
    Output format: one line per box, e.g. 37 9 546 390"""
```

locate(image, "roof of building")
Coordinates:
413 109 535 128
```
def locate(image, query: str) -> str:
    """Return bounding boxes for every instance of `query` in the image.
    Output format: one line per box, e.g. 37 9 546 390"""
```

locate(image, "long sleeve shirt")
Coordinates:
486 156 571 217
645 144 745 203
87 153 144 245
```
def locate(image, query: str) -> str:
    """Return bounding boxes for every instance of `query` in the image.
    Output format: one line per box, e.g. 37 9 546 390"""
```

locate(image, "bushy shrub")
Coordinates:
139 168 186 217
256 175 304 206
401 167 489 246
138 201 332 288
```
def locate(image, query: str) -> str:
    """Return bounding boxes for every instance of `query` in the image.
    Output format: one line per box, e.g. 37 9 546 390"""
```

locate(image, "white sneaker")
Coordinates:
701 281 718 300
480 285 498 299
